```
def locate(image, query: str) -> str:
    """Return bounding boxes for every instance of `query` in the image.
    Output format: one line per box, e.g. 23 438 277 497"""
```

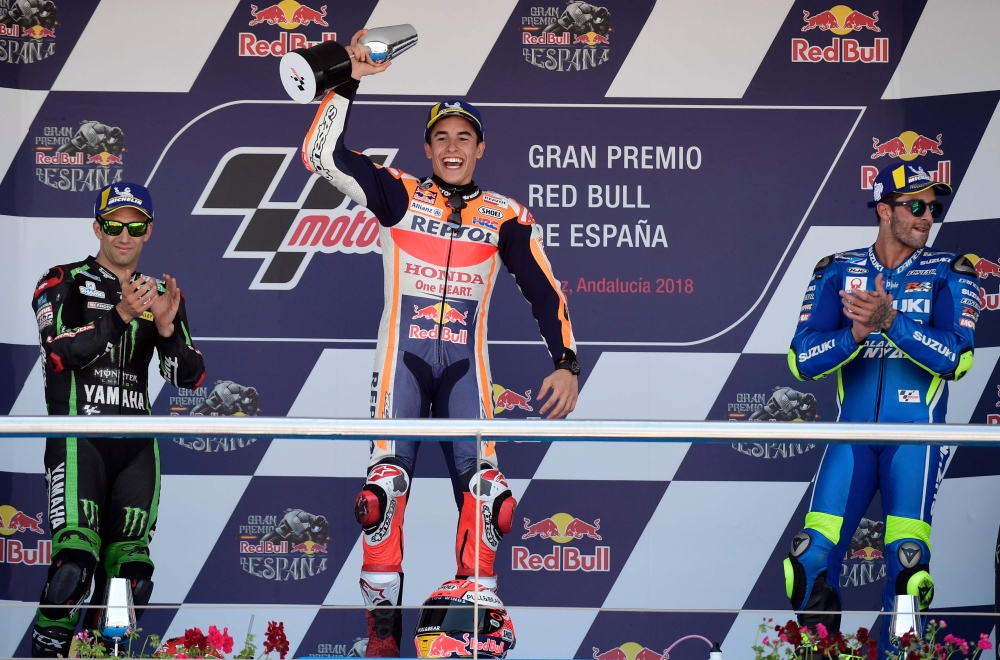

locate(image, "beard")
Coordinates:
889 212 927 251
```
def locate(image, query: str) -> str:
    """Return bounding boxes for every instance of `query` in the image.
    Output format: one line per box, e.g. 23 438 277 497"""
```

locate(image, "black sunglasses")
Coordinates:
883 199 943 219
101 219 150 237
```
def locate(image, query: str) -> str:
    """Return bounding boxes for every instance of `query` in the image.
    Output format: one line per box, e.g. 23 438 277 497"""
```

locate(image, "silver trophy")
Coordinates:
100 577 136 655
890 594 922 647
279 24 418 104
359 24 418 64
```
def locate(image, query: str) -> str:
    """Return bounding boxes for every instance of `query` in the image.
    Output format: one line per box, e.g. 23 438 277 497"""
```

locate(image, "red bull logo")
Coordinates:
0 505 50 565
514 512 609 572
291 540 327 555
593 642 666 660
0 24 55 39
573 31 611 46
0 506 45 535
426 633 469 658
85 152 124 167
241 1 335 56
974 256 1000 280
492 384 533 414
846 546 884 561
412 302 468 325
871 131 944 161
248 1 327 27
793 6 887 63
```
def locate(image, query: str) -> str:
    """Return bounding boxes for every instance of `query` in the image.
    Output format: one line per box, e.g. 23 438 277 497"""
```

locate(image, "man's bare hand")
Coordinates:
537 369 579 419
840 272 896 343
116 271 158 323
346 29 392 79
150 274 181 337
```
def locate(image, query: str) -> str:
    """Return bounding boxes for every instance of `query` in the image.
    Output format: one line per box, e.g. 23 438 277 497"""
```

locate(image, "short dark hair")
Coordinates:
875 192 902 223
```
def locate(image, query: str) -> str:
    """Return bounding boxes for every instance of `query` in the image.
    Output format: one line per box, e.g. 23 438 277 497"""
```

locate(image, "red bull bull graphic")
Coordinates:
514 512 609 572
426 633 470 657
870 131 945 161
237 509 330 581
492 384 533 414
519 4 612 72
975 257 1000 280
241 1 335 56
593 642 666 660
0 505 51 565
972 256 1000 312
412 303 468 325
793 6 887 63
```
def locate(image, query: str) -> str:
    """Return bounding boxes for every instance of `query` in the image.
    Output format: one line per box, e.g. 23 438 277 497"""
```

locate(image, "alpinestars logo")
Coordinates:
193 147 397 289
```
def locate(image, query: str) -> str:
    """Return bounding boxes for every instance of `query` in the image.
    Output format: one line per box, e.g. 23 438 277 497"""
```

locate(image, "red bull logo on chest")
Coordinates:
513 512 609 572
792 6 888 63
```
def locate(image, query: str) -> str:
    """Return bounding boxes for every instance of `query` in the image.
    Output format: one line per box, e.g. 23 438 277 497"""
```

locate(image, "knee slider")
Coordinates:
40 550 96 620
116 561 155 613
894 541 933 610
357 462 410 536
464 468 516 541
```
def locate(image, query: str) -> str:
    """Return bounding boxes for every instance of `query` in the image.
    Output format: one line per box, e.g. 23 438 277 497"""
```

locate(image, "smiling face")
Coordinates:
424 115 485 186
92 206 152 272
878 187 937 251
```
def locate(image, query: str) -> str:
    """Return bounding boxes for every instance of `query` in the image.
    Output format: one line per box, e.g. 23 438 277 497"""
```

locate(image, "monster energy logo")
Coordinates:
122 507 148 537
80 499 99 528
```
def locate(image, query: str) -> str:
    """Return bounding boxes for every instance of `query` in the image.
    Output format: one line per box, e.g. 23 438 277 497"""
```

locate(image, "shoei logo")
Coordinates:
238 508 329 581
513 512 609 572
193 147 397 289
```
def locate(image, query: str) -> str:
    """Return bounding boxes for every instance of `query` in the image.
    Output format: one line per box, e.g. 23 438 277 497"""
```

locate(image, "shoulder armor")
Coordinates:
952 254 977 276
813 255 833 272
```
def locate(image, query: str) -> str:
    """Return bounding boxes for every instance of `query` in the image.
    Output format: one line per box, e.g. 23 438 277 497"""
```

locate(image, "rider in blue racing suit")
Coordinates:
783 160 979 658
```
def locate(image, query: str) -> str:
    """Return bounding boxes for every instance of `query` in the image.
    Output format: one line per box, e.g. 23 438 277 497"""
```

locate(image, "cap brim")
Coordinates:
98 205 153 220
426 110 483 139
867 181 953 208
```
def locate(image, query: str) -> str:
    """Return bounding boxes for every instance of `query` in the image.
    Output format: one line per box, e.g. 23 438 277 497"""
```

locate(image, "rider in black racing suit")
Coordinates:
30 183 205 657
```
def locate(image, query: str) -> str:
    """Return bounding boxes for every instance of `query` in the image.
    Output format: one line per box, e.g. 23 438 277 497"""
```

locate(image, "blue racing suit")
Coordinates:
784 245 979 658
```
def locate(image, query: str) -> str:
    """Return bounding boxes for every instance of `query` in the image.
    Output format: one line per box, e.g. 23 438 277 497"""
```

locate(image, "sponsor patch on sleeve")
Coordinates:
898 389 920 403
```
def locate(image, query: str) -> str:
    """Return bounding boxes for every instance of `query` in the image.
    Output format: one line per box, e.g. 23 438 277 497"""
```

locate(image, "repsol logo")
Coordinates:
798 339 835 363
477 206 505 219
912 331 955 362
409 216 495 244
404 263 486 284
83 384 146 410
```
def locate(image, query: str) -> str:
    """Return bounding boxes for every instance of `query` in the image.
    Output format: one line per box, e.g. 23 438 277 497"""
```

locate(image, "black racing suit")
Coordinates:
30 255 205 657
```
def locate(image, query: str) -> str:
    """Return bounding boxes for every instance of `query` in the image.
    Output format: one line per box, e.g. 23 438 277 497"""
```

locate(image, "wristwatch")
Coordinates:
555 359 581 376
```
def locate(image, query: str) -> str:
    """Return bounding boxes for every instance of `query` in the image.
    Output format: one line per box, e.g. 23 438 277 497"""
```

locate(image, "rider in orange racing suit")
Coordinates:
300 31 580 656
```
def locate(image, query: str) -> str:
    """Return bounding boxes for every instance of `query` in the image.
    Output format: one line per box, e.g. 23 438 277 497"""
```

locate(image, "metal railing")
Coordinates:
2 416 1000 444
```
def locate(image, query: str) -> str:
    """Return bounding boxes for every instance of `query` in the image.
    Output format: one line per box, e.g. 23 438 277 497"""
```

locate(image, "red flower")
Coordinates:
208 625 235 654
264 620 290 660
866 638 878 660
184 627 208 651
